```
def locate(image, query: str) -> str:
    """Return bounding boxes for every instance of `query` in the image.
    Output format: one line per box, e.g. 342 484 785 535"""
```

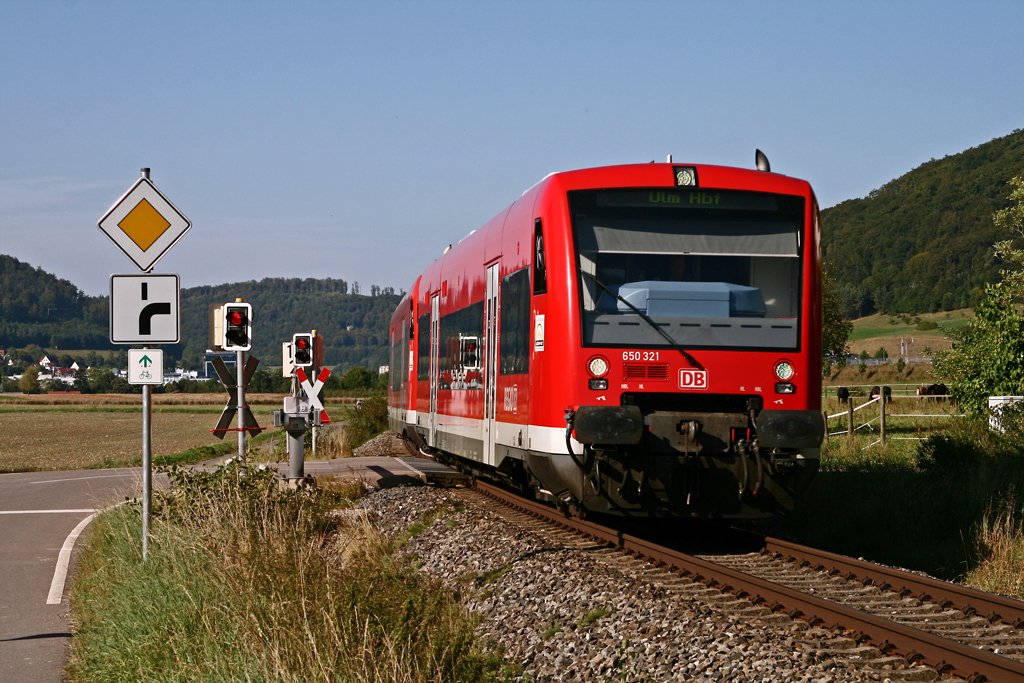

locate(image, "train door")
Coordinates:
483 263 499 466
428 293 440 447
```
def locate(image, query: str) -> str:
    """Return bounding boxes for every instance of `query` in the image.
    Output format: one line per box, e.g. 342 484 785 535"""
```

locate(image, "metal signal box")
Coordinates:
208 303 225 351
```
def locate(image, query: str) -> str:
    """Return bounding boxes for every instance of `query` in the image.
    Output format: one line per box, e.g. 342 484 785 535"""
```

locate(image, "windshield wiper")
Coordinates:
580 271 703 369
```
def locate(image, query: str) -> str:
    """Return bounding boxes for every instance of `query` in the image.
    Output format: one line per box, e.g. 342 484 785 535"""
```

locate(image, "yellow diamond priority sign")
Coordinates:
99 177 191 272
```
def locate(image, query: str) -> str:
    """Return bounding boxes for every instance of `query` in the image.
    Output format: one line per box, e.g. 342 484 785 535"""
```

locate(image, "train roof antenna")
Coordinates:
755 149 771 172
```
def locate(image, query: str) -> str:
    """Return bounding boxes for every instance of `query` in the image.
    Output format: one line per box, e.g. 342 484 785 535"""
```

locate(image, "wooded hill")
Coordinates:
0 254 110 350
179 280 401 370
0 254 401 371
821 128 1024 316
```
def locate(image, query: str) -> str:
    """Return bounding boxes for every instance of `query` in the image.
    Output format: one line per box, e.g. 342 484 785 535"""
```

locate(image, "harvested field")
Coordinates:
0 392 285 406
0 394 282 472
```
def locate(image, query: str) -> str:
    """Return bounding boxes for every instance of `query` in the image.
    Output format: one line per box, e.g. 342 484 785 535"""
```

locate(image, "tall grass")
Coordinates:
966 493 1024 598
68 463 506 682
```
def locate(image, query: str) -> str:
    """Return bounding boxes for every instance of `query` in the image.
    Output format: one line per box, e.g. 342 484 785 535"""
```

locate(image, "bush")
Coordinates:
341 395 389 454
934 284 1024 414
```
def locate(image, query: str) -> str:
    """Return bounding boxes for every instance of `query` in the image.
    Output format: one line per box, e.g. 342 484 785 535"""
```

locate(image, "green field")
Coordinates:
845 309 973 359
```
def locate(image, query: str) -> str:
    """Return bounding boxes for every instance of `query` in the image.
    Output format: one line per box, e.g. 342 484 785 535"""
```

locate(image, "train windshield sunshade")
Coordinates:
570 189 805 350
574 218 799 257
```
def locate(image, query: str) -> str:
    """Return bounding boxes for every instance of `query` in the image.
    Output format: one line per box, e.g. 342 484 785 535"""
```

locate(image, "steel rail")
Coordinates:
763 536 1024 628
472 480 1024 683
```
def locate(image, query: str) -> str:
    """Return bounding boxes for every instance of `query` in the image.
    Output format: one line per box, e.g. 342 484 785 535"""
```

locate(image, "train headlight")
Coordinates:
773 360 795 382
674 166 698 187
587 355 609 378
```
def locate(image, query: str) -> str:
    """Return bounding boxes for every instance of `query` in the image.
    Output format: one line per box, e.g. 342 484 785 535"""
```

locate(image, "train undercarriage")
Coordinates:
400 394 823 520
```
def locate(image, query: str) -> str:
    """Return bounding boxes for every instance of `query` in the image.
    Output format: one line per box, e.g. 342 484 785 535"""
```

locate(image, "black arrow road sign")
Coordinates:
109 273 180 344
210 356 263 438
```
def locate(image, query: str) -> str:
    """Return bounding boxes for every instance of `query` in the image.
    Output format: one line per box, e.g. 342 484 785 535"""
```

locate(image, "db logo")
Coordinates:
679 369 708 390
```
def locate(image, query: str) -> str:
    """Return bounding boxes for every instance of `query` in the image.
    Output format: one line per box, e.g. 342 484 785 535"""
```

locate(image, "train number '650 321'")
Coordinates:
622 351 661 361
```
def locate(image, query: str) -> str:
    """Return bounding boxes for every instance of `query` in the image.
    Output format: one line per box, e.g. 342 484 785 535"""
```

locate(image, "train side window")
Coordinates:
500 267 531 375
416 312 431 381
438 302 484 390
533 219 547 295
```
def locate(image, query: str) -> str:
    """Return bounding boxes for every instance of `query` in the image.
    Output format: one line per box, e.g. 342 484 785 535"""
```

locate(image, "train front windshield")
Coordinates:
570 188 805 350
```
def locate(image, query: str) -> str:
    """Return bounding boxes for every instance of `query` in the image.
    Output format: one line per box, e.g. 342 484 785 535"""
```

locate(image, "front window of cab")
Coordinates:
570 188 805 350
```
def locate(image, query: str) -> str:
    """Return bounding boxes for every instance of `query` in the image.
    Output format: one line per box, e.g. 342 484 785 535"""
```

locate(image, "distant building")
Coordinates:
53 366 78 385
163 369 201 385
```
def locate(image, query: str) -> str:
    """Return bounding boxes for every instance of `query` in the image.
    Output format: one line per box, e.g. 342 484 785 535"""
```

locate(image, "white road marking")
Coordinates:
29 473 135 485
0 509 96 514
46 513 98 605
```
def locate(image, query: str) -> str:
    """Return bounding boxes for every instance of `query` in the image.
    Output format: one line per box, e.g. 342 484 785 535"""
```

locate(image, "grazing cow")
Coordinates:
916 383 949 399
871 385 893 402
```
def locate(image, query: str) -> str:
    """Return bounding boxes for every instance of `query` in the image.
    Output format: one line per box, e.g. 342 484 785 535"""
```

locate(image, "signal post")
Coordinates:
275 330 329 485
209 300 262 459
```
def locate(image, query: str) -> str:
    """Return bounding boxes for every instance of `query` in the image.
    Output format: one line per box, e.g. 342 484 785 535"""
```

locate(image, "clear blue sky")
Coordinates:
2 1 1022 297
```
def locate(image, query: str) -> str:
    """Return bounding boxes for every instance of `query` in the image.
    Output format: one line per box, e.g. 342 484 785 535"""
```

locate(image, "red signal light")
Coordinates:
292 333 314 367
221 303 252 351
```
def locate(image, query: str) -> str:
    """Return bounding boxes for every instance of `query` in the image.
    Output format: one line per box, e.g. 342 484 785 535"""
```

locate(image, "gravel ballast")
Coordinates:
359 484 944 682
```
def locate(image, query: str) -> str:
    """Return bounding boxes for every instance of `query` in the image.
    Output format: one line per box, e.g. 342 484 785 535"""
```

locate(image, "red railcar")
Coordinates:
389 160 824 518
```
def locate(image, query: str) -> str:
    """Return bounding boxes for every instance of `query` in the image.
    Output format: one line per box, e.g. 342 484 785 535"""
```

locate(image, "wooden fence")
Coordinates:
824 384 959 448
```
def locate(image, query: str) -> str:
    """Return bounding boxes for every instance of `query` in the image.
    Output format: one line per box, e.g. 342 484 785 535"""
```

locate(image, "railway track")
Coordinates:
470 479 1024 683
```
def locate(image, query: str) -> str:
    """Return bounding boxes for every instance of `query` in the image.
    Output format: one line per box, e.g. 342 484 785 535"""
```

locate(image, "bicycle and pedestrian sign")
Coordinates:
128 348 164 385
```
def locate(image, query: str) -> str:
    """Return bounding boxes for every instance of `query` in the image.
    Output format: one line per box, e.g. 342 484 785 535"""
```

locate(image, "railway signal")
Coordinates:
292 333 313 367
275 330 329 484
222 302 252 351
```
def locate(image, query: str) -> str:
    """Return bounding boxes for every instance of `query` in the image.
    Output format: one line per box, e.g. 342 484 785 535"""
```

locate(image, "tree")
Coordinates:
19 365 40 394
822 268 852 370
339 365 375 390
993 174 1024 295
87 367 117 394
73 369 92 393
934 173 1024 414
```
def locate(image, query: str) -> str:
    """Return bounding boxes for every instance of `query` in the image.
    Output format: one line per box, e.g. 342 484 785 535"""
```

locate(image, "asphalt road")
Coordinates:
0 455 454 682
0 468 142 683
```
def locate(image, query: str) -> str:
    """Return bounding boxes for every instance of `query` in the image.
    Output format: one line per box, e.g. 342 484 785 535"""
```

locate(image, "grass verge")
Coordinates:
68 463 508 682
767 414 1024 589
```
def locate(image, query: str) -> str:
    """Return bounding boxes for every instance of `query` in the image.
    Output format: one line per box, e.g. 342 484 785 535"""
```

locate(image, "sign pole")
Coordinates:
100 166 189 563
141 347 152 562
237 350 246 461
140 167 152 562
